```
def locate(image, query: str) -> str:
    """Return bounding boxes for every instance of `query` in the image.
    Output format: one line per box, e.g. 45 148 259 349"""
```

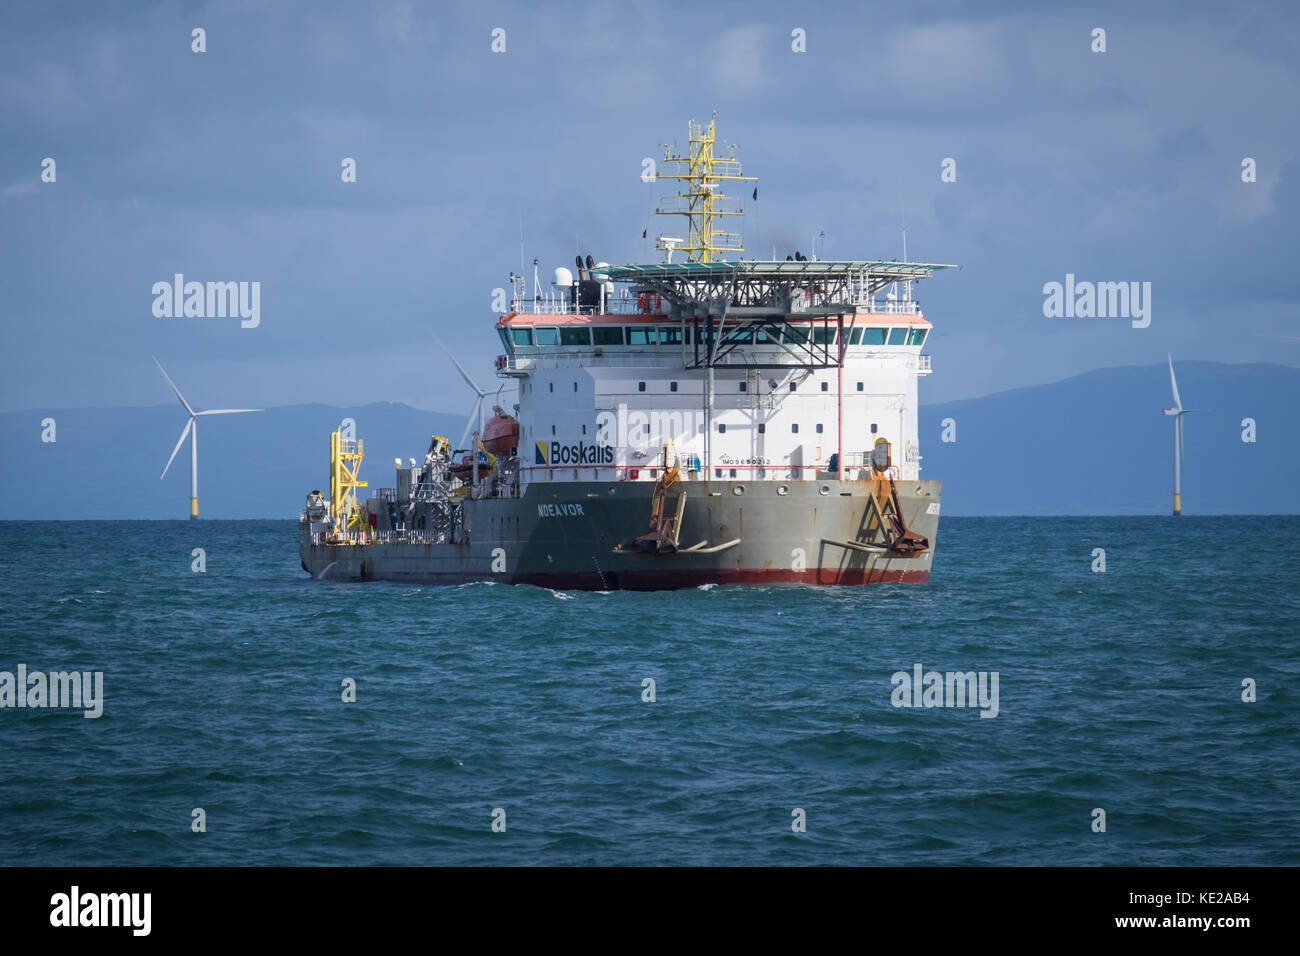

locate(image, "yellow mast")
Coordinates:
656 114 756 263
329 427 367 533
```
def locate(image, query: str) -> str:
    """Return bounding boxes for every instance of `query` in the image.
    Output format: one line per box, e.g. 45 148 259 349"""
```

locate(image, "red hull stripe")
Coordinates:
351 565 930 589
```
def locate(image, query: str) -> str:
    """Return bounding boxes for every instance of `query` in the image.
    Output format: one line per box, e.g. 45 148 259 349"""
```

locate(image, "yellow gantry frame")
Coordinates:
656 114 756 263
329 427 367 532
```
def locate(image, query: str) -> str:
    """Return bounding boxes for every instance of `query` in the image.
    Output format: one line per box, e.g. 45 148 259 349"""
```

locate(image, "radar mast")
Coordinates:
655 114 756 263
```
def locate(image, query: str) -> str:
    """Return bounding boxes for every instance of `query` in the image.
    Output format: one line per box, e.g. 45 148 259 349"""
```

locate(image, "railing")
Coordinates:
307 529 447 546
511 291 652 316
512 288 922 317
499 348 928 374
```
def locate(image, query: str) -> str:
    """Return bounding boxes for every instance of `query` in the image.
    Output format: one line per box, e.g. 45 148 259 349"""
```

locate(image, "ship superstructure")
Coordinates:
299 117 956 589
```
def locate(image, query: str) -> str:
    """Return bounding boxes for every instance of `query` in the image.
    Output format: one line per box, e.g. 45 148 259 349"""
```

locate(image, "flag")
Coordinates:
642 228 647 238
752 186 758 200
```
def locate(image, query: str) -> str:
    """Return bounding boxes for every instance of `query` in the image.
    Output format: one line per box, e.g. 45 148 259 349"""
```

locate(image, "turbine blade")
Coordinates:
1167 354 1183 411
153 357 195 416
161 418 193 479
440 342 486 396
195 408 263 415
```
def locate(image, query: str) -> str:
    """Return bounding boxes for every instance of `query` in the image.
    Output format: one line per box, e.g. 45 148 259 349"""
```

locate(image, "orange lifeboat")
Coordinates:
482 406 519 456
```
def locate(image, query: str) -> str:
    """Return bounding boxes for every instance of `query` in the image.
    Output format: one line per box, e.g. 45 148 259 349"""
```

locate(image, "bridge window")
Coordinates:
755 328 778 344
783 326 809 345
907 329 928 346
592 326 624 346
812 327 837 345
627 327 654 345
659 327 683 345
887 328 908 345
849 328 864 345
535 327 559 346
560 327 591 346
862 328 887 345
723 328 752 345
511 328 534 346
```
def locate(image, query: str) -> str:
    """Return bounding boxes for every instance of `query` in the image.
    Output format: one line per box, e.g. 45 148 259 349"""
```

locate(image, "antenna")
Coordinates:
899 188 908 263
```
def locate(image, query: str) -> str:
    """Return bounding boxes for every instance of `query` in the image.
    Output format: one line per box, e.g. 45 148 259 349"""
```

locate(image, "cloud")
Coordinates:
714 25 765 92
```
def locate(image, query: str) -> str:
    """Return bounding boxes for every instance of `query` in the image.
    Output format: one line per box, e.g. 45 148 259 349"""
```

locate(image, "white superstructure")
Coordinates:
496 260 947 487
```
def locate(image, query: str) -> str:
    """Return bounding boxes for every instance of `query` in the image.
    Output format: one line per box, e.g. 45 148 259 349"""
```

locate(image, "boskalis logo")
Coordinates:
535 439 614 466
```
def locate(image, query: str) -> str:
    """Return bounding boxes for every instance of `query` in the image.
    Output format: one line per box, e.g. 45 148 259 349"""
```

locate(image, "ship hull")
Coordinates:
300 478 940 590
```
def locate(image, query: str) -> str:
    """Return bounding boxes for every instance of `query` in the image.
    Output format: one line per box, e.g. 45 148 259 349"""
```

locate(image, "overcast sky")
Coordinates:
2 0 1297 414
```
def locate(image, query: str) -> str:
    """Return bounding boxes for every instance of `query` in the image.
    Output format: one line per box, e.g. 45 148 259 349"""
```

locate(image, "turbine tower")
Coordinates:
1162 354 1194 516
155 358 262 519
437 341 490 486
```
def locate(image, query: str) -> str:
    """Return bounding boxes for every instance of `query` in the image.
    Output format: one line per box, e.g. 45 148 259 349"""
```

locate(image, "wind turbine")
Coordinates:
154 357 262 519
439 343 488 485
1162 354 1198 516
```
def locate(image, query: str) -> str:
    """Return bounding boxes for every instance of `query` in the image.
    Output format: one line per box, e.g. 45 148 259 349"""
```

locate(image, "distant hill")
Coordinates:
3 402 464 520
2 362 1295 518
919 361 1299 515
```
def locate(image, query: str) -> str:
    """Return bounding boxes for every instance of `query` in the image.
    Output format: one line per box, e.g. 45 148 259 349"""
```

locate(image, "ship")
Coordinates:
299 116 956 589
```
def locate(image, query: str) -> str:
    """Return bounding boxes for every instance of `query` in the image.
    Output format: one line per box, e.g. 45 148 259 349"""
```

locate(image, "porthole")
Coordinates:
733 485 745 496
777 485 789 496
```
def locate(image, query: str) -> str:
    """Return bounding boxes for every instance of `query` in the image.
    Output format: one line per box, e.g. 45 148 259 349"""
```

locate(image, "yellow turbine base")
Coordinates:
190 497 199 519
1173 492 1181 516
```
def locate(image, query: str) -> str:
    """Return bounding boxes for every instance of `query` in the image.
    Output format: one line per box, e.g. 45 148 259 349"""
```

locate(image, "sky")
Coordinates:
2 0 1297 415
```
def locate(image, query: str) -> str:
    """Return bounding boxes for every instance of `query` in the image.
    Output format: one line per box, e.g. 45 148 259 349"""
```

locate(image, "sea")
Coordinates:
1 516 1296 866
